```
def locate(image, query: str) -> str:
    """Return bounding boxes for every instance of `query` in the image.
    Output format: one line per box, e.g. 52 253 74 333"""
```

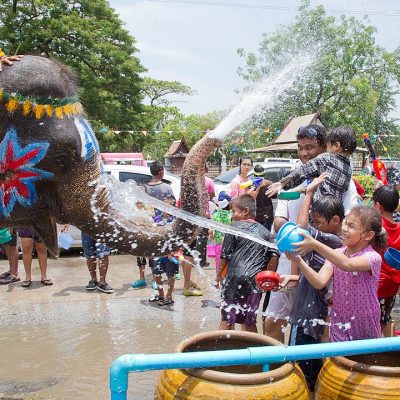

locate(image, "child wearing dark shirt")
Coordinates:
215 194 272 332
149 199 180 306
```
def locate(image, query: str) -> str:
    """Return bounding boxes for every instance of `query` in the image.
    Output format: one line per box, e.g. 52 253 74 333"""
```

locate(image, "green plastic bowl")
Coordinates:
278 191 301 200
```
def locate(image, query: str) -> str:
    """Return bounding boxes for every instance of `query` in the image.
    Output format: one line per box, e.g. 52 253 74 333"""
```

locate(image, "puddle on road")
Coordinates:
0 296 221 400
2 305 398 399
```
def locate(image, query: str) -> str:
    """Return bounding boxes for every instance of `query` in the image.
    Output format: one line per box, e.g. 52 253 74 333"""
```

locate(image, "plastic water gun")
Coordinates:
169 249 184 264
362 133 388 185
240 176 264 190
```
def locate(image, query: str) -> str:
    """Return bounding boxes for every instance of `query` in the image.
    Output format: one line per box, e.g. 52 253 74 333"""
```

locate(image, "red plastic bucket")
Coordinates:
255 271 280 291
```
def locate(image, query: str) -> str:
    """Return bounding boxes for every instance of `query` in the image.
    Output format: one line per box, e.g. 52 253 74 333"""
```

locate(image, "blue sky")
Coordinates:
108 0 400 116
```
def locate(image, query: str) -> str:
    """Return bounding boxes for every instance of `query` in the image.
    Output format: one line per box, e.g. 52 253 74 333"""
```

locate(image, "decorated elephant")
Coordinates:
0 55 221 256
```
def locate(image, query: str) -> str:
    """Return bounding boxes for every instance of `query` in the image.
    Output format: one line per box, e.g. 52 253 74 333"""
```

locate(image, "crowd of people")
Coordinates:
217 125 399 392
0 228 52 287
1 49 399 394
127 124 399 393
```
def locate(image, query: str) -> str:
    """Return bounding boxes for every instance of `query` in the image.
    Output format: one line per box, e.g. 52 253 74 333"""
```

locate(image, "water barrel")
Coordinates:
154 330 309 400
315 351 400 399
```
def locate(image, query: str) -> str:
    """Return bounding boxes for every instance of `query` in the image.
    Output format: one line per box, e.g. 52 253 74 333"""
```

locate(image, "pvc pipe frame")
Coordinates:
110 336 400 399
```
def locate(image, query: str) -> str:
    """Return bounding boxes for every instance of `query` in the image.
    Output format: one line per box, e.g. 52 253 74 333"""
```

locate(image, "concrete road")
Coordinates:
0 253 222 399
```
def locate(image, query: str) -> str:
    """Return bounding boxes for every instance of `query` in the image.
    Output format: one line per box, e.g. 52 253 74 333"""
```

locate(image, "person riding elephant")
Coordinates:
0 48 23 72
0 55 221 256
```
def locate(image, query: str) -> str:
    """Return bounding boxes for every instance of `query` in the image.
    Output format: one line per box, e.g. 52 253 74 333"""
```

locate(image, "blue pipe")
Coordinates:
110 336 400 399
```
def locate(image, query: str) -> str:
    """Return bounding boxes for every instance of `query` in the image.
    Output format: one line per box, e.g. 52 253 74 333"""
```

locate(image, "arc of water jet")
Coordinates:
209 54 315 141
93 176 278 250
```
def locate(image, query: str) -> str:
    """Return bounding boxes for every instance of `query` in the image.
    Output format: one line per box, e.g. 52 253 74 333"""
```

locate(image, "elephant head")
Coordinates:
0 55 221 256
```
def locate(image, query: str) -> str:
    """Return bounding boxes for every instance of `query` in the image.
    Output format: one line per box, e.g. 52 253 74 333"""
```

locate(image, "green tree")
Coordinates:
0 0 146 136
0 1 197 152
143 111 224 161
221 125 277 163
140 77 197 132
142 111 278 164
141 77 196 108
237 1 400 152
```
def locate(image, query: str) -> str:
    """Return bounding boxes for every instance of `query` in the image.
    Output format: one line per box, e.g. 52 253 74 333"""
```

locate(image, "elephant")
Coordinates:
0 55 221 256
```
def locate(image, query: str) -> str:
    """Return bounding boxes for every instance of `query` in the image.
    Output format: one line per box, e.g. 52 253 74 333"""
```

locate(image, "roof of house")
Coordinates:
164 138 190 158
249 111 367 155
248 142 300 153
273 112 323 144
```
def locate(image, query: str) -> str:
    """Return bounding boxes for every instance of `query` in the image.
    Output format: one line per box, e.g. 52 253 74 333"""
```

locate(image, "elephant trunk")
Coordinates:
71 134 222 257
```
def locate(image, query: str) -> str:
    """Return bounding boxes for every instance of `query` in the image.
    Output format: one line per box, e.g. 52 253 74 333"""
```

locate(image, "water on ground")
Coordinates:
0 254 398 399
0 254 221 399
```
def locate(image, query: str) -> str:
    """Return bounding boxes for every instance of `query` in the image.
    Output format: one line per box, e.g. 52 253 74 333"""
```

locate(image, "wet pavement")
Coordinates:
0 253 399 399
0 254 222 399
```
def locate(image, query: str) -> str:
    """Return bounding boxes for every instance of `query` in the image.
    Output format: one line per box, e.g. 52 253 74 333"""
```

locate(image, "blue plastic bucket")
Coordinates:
58 232 74 250
276 221 309 253
384 247 400 271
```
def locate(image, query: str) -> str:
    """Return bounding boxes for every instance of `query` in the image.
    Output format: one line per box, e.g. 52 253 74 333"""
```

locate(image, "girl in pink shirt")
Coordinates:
288 205 387 342
229 156 253 198
229 156 262 201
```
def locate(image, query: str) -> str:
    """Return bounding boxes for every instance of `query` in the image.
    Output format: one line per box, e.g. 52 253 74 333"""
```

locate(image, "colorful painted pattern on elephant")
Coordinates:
0 88 81 119
0 127 53 218
74 117 100 161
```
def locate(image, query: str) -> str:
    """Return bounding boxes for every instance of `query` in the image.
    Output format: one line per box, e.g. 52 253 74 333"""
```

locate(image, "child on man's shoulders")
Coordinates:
266 126 357 204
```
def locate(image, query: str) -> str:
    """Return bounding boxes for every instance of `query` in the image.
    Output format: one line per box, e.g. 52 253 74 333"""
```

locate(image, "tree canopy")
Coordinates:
139 77 197 142
237 1 400 153
0 0 145 131
0 0 196 152
142 111 223 161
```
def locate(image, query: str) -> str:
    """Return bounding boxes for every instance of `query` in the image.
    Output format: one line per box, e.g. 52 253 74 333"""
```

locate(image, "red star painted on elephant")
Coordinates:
0 128 53 217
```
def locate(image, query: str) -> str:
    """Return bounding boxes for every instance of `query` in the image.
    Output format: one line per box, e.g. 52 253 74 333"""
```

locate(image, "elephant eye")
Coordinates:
53 152 71 173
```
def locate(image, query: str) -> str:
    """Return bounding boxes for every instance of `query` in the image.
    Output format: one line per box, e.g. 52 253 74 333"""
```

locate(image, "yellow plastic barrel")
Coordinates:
154 330 309 400
315 351 400 399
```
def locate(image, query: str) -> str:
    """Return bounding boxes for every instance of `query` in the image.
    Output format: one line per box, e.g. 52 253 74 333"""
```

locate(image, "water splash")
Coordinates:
209 53 315 141
92 175 277 250
87 53 320 262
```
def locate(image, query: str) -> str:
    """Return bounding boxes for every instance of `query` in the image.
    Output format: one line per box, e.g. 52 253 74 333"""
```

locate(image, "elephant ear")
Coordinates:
32 217 59 257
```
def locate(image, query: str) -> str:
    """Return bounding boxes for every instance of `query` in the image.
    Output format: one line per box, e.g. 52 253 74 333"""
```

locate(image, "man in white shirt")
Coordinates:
263 125 358 342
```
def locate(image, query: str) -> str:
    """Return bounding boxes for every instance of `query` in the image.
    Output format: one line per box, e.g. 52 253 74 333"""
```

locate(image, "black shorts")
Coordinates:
151 257 179 277
137 257 147 267
379 296 396 324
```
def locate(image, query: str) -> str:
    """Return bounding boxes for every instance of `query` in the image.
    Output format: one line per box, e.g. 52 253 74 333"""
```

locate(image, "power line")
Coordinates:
146 0 291 12
144 0 400 17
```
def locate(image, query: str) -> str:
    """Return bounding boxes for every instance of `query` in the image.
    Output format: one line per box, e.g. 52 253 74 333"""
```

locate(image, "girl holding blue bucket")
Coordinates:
287 205 387 342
